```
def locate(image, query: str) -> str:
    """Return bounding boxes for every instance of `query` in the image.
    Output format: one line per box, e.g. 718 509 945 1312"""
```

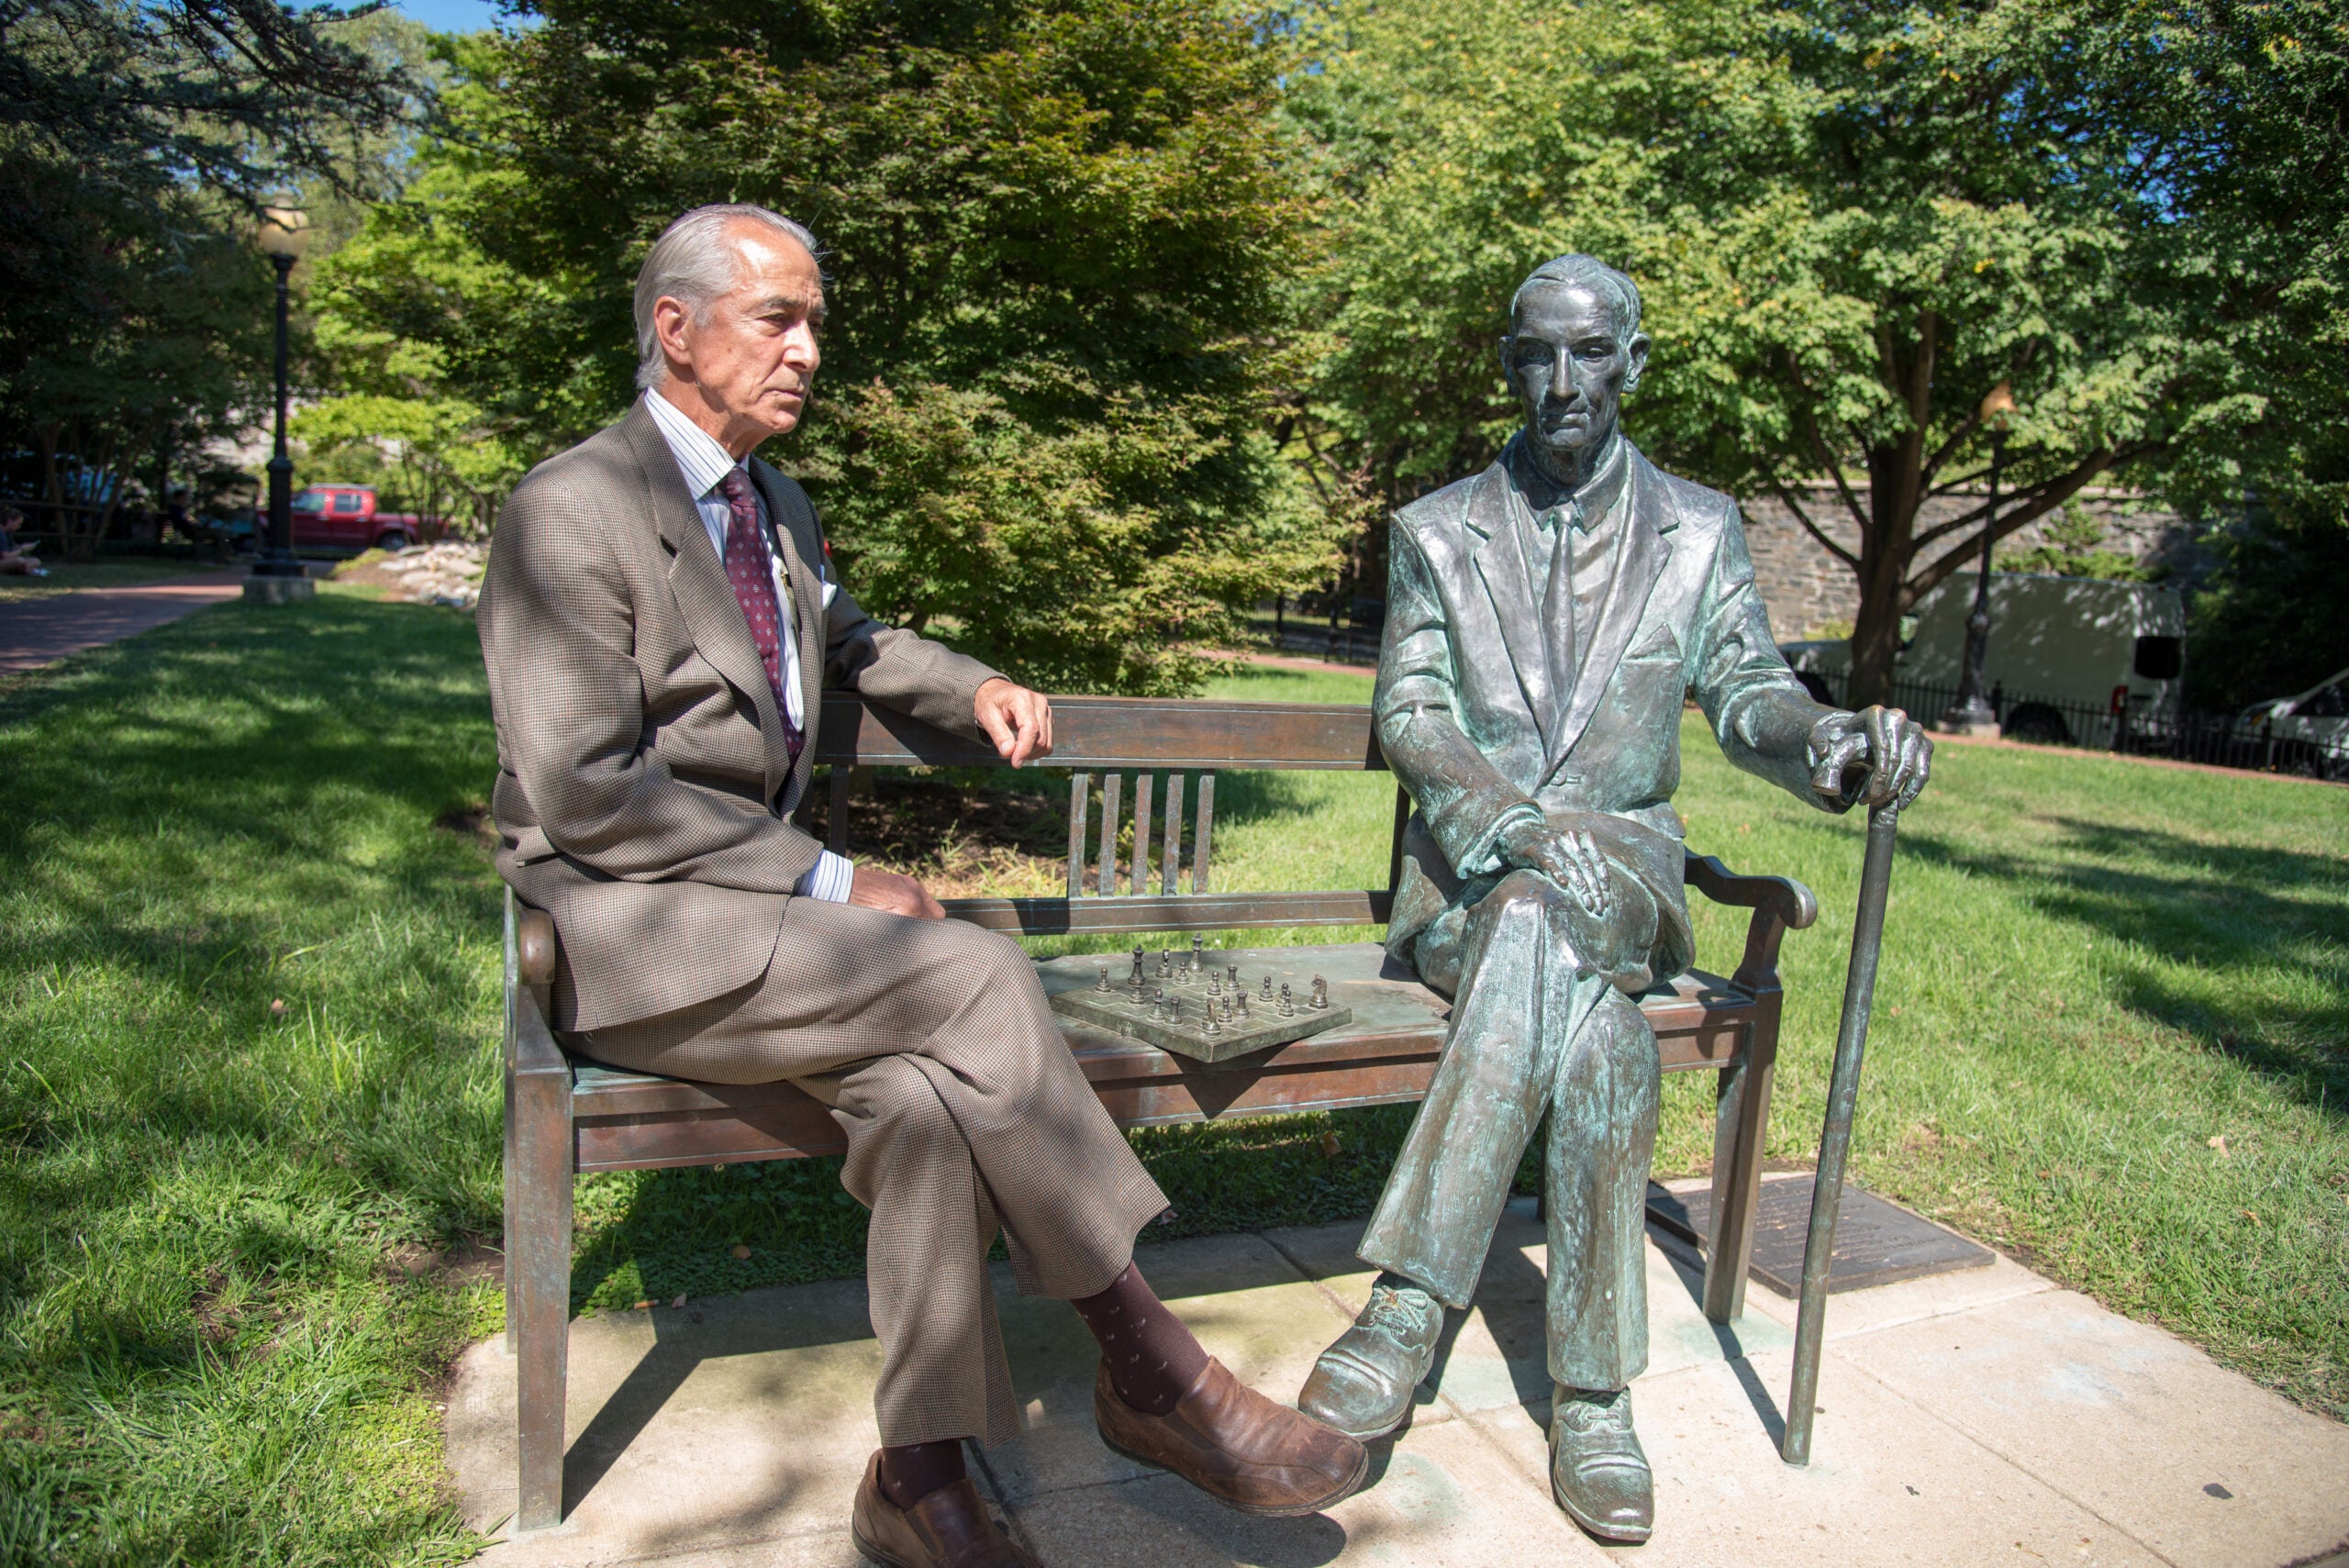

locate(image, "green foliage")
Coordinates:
1284 0 2349 703
3 193 272 556
299 203 536 536
2186 496 2349 710
0 2 420 557
350 0 1342 692
1998 501 2153 582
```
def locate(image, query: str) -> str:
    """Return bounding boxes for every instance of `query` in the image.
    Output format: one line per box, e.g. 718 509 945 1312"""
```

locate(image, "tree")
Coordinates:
11 191 272 557
0 0 414 554
377 0 1341 694
1285 0 2349 706
0 0 408 382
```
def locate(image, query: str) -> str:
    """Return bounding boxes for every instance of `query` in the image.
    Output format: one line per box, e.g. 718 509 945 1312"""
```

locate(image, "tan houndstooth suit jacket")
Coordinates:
476 401 1002 1034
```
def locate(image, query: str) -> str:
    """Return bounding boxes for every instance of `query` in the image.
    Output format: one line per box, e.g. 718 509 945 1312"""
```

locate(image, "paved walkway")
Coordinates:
0 569 249 674
444 1182 2349 1568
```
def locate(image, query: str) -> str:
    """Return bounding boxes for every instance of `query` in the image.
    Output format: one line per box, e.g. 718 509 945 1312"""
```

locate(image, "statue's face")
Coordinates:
1502 283 1649 478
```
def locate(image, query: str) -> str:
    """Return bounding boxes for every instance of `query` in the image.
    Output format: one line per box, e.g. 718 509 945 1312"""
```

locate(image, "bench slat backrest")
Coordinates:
814 694 1398 937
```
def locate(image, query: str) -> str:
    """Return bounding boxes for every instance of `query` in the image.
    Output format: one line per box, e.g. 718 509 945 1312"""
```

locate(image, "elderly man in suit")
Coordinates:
1296 254 1931 1543
478 204 1364 1568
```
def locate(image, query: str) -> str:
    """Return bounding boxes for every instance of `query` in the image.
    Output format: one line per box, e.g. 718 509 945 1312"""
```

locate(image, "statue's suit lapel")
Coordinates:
625 406 796 805
1549 448 1675 772
1464 450 1554 745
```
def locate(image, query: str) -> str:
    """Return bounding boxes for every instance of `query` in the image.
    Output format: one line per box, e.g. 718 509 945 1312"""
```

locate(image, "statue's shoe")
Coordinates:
1297 1275 1445 1440
1549 1385 1653 1544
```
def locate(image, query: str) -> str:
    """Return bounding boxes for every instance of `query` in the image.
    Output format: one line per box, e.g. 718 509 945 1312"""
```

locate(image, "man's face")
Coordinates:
654 222 826 447
1501 283 1648 473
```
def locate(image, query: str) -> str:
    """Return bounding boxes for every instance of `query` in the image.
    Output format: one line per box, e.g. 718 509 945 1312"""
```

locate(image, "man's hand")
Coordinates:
1809 706 1932 811
1498 816 1616 917
975 677 1054 768
847 863 946 920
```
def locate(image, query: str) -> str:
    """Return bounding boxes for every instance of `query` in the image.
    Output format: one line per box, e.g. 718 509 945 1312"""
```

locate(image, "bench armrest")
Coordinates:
517 907 559 989
1683 851 1817 994
506 899 566 1075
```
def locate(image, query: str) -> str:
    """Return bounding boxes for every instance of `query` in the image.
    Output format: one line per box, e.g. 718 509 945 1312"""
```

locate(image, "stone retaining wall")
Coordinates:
1741 484 2204 640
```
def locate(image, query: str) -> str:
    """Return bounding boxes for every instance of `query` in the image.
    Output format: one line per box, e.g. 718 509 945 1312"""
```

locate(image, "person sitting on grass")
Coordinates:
0 506 48 577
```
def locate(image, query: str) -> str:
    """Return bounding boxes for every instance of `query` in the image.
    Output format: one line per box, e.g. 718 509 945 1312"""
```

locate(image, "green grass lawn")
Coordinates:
1 599 2343 1564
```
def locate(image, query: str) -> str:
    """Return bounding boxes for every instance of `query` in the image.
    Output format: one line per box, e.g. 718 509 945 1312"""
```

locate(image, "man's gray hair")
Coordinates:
1509 253 1642 346
633 204 824 390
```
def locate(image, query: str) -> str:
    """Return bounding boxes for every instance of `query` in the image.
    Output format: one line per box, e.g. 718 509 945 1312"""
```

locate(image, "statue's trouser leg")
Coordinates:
1543 988 1660 1391
1358 870 1614 1311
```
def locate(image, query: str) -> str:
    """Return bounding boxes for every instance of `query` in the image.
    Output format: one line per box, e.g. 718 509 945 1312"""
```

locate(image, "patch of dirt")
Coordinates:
434 804 495 851
801 774 1069 897
386 1233 505 1288
191 1266 285 1349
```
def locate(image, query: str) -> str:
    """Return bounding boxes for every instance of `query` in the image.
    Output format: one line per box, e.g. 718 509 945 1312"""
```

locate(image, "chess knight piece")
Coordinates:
1299 255 1931 1543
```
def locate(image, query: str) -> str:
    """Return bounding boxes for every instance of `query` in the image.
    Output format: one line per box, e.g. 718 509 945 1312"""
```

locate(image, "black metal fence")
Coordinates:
1794 669 2346 783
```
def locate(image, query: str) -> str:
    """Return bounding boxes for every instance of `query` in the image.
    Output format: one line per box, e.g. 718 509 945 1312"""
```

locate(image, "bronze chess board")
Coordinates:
1047 940 1353 1063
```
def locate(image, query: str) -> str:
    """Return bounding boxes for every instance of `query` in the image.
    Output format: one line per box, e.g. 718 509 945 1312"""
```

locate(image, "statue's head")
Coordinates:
1498 254 1651 485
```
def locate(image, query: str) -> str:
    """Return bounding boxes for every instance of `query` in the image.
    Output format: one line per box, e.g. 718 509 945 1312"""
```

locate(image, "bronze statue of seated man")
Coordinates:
1297 254 1932 1544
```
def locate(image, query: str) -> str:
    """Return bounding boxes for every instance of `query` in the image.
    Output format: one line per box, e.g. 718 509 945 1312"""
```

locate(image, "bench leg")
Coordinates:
1703 1018 1777 1324
509 991 574 1531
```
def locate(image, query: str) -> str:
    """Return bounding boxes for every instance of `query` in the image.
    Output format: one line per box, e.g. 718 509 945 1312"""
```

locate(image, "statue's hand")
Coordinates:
1808 706 1932 811
1497 815 1616 917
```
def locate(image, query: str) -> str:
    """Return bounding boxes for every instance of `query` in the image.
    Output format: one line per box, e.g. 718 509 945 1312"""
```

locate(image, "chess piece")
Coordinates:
1311 975 1330 1010
1191 935 1206 970
1228 964 1240 990
1237 993 1251 1019
1206 1010 1221 1037
1260 975 1274 1001
1279 984 1295 1018
1159 951 1172 979
1097 966 1112 994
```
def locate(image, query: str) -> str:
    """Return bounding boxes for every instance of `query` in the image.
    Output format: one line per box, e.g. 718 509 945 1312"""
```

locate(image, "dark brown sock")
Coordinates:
1071 1262 1210 1416
877 1439 966 1509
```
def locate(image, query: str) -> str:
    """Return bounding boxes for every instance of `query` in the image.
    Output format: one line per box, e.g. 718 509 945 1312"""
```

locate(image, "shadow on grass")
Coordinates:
1898 816 2348 1118
571 1104 1429 1316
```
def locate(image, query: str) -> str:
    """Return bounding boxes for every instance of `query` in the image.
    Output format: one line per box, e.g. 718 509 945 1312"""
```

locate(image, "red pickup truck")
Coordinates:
266 485 443 553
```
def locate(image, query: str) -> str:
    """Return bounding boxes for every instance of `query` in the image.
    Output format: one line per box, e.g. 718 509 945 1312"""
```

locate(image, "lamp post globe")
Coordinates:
1939 382 2017 736
246 204 316 604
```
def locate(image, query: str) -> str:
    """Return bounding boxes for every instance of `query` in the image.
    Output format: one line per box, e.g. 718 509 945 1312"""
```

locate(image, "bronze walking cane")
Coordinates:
1781 797 1901 1465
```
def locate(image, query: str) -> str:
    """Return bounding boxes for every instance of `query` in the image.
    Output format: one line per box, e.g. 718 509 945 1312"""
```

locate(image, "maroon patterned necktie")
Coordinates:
716 469 804 763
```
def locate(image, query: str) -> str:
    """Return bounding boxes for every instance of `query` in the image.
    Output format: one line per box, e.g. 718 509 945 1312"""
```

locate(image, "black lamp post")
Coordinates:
1941 382 2015 734
245 204 316 603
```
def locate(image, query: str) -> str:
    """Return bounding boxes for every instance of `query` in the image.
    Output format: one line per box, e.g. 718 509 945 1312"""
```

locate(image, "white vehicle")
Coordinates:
1779 573 2188 748
2235 665 2349 779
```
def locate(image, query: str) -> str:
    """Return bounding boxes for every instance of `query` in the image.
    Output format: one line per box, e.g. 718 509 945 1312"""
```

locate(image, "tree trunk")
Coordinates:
1847 441 1924 708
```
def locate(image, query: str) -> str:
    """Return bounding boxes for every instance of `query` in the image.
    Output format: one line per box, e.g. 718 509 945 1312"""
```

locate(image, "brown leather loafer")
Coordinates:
1094 1357 1370 1518
850 1451 1037 1567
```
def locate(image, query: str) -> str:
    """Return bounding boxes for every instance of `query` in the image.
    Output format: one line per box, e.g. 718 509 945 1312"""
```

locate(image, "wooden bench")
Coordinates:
501 694 1819 1529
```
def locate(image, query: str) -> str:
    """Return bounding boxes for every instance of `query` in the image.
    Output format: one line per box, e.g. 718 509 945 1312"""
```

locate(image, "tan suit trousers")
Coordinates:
575 900 1169 1448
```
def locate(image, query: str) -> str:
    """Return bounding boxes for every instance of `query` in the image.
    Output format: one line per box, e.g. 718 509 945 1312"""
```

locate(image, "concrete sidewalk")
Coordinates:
0 568 248 674
445 1184 2349 1568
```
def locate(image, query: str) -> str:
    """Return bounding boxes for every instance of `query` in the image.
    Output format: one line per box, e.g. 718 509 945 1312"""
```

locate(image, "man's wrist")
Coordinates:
797 850 856 903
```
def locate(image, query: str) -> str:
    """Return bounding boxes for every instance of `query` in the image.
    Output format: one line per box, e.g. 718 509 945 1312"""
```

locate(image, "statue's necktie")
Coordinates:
1542 499 1584 714
716 469 804 764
